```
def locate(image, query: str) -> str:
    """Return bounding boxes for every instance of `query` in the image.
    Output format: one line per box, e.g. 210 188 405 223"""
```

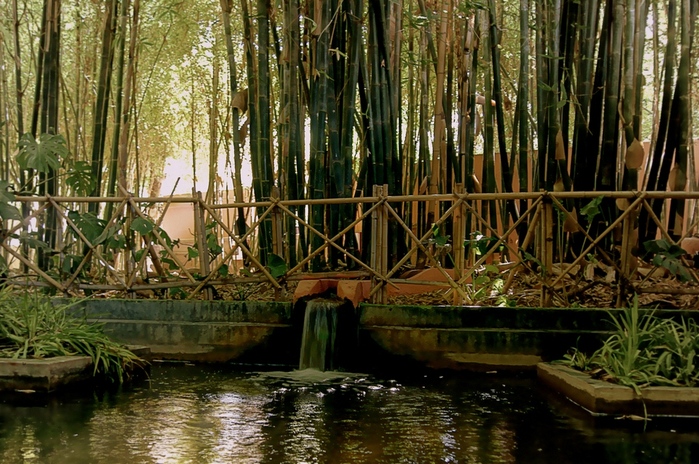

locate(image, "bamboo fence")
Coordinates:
2 187 699 307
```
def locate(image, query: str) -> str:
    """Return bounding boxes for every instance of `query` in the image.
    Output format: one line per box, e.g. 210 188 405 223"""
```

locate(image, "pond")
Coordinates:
0 363 698 464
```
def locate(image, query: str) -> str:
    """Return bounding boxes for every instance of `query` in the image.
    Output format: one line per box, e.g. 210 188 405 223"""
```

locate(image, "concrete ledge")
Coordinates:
0 345 151 392
356 305 616 371
65 300 297 364
0 356 93 392
537 362 699 417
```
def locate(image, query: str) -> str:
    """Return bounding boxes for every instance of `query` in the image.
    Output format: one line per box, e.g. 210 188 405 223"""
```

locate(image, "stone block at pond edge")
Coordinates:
0 356 93 392
538 362 699 417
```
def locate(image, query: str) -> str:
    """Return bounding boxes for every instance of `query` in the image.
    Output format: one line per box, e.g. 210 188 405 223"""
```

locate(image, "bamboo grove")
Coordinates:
0 0 698 276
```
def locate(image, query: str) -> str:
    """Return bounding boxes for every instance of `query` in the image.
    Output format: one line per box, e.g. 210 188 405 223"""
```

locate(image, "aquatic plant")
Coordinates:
0 287 144 383
565 296 699 391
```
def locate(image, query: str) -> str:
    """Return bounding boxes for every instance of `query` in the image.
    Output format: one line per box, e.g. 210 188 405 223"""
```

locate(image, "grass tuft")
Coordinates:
0 287 145 383
565 296 699 392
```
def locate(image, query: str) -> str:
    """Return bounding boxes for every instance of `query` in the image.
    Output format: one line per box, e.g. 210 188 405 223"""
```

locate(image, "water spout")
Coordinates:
299 299 342 371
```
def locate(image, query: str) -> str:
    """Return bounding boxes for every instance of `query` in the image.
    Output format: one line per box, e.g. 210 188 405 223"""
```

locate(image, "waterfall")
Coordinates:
299 299 341 371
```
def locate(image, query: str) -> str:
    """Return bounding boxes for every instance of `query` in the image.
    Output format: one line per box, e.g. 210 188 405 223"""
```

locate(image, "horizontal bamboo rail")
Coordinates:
1 189 698 307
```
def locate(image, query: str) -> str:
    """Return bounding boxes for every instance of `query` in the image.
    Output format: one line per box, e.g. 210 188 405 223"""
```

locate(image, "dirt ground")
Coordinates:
98 265 699 310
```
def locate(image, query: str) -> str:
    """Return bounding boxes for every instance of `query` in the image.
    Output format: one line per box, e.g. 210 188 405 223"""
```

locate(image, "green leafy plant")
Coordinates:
15 133 68 173
471 263 501 301
186 222 223 264
465 231 498 258
564 296 699 392
68 211 107 244
267 253 287 279
0 288 145 383
562 347 596 372
65 161 97 197
643 239 694 282
580 195 604 224
0 180 22 221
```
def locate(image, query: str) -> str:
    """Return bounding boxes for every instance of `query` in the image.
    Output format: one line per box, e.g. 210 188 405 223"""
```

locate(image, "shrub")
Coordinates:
0 288 144 383
564 296 699 392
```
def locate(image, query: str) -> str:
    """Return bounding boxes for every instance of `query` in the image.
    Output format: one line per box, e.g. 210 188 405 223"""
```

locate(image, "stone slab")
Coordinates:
0 345 151 392
537 362 699 417
0 356 92 392
100 320 293 363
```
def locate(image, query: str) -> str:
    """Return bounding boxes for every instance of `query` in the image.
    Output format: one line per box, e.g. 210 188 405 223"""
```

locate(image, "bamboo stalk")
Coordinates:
370 186 379 303
637 287 699 295
195 191 212 299
540 198 554 306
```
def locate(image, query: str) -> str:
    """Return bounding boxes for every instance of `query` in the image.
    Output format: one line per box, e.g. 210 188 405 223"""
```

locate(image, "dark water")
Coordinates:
1 364 698 464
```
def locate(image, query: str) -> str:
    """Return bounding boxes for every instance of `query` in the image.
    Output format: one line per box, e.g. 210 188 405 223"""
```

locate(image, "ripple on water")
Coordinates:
0 365 698 464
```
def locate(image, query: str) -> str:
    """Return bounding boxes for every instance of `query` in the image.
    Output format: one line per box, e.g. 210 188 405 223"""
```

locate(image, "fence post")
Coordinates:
194 190 212 300
370 185 378 303
617 202 636 307
370 185 388 304
452 183 465 305
540 192 554 307
125 201 135 298
381 184 389 305
271 186 285 301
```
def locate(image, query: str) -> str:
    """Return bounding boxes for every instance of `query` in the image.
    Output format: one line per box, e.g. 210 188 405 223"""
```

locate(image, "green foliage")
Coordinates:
68 211 106 244
186 223 223 264
0 180 22 221
563 347 596 372
564 297 699 391
267 253 287 279
168 287 187 299
131 217 155 235
465 231 498 257
643 239 694 282
580 195 604 223
218 264 229 278
65 161 97 196
469 263 505 303
62 254 82 275
0 288 144 383
16 133 68 173
14 231 49 250
206 232 223 257
430 224 450 247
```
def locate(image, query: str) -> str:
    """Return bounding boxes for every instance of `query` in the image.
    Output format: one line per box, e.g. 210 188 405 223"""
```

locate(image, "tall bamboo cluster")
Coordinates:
1 0 699 275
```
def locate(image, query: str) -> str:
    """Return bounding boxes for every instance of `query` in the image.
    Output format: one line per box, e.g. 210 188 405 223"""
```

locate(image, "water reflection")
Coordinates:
0 365 698 463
